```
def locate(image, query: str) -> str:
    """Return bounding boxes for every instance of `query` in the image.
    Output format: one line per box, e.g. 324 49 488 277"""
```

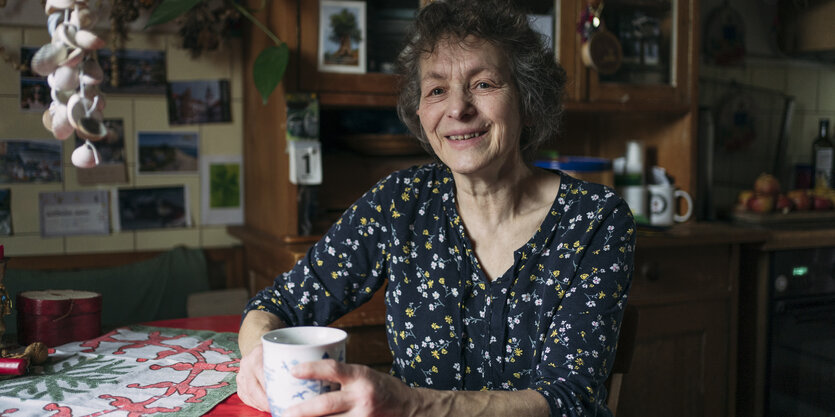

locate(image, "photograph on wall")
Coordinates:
0 188 10 236
39 190 110 237
201 155 243 225
137 131 199 174
0 139 63 184
318 0 366 74
116 186 190 231
286 93 320 141
20 47 50 112
97 48 167 94
167 79 231 125
75 119 129 185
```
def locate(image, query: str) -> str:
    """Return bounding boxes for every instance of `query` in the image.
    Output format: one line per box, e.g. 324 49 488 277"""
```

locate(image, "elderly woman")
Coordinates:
236 0 635 416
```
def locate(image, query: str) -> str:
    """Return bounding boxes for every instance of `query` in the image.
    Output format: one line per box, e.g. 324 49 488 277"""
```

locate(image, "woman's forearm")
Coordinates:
238 310 286 356
412 387 550 417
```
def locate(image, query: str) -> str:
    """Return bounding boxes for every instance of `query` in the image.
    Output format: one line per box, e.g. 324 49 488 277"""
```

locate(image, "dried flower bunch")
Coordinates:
32 0 109 168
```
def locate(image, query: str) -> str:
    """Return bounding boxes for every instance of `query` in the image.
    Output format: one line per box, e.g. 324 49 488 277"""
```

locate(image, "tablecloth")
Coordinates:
0 324 239 416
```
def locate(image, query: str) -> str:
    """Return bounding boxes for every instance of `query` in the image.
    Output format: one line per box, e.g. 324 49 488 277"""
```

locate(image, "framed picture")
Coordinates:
318 0 366 74
0 139 63 184
137 131 199 174
97 48 167 94
116 186 190 231
0 188 10 236
75 119 129 185
39 190 110 237
20 47 50 112
167 80 231 125
201 155 244 225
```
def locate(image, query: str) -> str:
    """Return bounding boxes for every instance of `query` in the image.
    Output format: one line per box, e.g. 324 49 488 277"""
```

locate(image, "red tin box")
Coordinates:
17 290 102 347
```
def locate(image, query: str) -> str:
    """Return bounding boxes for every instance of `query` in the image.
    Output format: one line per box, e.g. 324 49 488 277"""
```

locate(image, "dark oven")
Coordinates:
767 247 835 417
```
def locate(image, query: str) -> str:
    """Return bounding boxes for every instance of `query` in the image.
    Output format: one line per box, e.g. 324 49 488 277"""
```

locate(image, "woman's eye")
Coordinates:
430 87 444 96
476 82 492 89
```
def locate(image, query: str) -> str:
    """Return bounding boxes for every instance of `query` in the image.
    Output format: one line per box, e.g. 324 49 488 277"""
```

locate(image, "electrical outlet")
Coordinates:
288 140 322 185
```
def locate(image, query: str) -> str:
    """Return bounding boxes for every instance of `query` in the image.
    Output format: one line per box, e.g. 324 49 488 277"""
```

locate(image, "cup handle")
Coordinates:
674 190 693 222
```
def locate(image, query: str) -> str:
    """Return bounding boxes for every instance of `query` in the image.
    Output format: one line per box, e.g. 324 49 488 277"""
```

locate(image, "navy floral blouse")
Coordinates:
245 163 636 416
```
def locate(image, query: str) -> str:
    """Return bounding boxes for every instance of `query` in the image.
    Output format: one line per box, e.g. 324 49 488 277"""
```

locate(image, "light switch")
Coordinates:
288 140 322 185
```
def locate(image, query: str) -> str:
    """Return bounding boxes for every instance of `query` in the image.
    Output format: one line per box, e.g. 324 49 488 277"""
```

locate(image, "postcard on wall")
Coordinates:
201 155 244 225
116 185 190 231
97 48 167 94
137 131 199 174
0 188 10 236
318 0 366 74
0 139 63 184
20 47 50 112
76 119 129 185
39 190 110 237
286 93 320 142
167 79 231 125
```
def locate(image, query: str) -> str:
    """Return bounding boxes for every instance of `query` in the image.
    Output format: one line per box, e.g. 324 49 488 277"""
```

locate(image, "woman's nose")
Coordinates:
447 90 474 120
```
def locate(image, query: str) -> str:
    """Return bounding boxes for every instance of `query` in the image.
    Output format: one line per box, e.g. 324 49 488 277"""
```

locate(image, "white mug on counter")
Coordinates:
262 326 347 417
648 184 693 227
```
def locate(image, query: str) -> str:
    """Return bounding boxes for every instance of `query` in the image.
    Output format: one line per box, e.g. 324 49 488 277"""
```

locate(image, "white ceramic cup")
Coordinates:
648 184 693 226
262 326 348 417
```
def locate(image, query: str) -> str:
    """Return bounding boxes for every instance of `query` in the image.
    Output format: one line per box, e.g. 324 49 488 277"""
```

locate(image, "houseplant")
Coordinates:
145 0 288 104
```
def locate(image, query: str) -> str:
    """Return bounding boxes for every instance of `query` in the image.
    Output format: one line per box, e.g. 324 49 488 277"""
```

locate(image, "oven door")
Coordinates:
767 295 835 417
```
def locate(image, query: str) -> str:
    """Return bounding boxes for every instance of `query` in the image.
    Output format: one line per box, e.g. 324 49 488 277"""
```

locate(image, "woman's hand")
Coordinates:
283 360 422 417
236 342 270 412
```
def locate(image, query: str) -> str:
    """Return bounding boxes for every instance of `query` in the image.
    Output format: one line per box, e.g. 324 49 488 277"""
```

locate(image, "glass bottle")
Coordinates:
812 119 833 188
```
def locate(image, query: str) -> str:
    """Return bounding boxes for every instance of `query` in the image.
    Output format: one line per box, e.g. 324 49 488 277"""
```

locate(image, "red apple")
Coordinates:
787 189 812 211
813 196 833 211
747 195 775 213
754 173 781 196
775 194 793 213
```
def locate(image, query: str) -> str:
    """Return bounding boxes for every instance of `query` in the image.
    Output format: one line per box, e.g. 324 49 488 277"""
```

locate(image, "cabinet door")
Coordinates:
571 0 694 109
615 300 731 417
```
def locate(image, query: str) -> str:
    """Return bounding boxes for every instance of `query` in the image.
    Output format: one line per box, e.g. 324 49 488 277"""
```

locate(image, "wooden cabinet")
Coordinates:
619 241 739 417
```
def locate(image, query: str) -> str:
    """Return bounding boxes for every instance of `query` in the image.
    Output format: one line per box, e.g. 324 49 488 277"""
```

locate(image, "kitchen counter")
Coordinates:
638 221 835 251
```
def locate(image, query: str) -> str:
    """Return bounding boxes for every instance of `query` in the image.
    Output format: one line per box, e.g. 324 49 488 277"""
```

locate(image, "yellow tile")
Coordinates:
65 233 135 253
122 32 168 52
0 27 23 95
0 97 55 138
819 68 835 112
0 234 64 256
135 228 200 250
6 181 64 235
786 68 819 113
229 39 244 100
166 34 233 81
200 101 243 155
132 97 170 130
201 226 242 247
22 27 49 46
750 66 786 92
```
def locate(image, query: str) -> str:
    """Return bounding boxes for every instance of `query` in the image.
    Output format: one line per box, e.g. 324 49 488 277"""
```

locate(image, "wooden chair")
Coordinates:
605 304 639 415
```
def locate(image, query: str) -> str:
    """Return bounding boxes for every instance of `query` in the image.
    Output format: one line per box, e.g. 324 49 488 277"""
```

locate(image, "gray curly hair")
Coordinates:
395 0 567 161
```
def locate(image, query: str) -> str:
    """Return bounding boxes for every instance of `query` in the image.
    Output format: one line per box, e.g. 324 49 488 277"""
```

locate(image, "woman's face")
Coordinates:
416 37 523 177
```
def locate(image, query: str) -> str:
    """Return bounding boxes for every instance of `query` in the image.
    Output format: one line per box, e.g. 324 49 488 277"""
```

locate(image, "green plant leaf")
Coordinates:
253 44 289 104
145 0 205 28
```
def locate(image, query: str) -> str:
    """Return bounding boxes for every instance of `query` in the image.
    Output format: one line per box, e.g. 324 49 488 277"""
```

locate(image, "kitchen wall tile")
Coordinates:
200 101 244 155
228 39 244 101
0 97 53 138
750 66 787 94
135 228 200 250
9 184 64 234
0 27 22 96
818 68 835 112
1 234 64 256
166 35 233 81
121 32 168 52
132 97 171 131
65 233 135 254
786 68 819 114
201 226 241 247
22 27 49 46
